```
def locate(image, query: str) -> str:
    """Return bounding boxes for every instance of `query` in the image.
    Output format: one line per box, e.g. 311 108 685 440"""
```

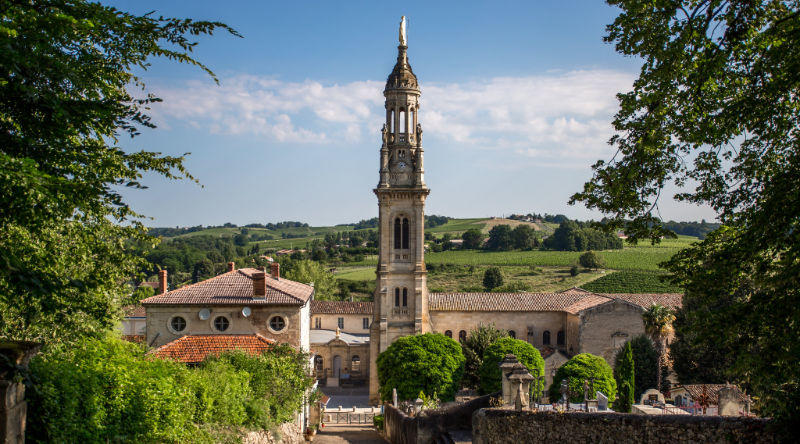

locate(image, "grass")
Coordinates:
333 266 375 281
426 218 487 234
427 265 607 293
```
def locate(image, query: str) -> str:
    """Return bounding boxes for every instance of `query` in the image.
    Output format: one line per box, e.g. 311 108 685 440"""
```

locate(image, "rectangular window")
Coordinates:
363 318 370 329
338 317 344 329
314 317 321 329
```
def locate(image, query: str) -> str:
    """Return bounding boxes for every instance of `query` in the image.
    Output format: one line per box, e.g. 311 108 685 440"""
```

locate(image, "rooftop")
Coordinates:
150 334 275 364
141 268 313 306
428 289 682 313
311 300 374 315
310 329 370 345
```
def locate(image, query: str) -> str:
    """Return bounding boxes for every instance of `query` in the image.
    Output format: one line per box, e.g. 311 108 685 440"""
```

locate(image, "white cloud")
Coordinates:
153 70 634 159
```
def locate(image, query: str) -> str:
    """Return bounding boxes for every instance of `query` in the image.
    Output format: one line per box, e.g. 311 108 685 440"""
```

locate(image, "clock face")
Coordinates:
397 161 407 170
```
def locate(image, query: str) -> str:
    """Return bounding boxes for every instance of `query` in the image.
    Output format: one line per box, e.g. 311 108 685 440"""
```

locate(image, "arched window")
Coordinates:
395 288 400 306
543 331 551 345
402 288 408 306
508 330 516 339
458 330 467 343
557 330 565 346
444 330 452 338
394 218 401 249
402 218 409 249
351 355 361 372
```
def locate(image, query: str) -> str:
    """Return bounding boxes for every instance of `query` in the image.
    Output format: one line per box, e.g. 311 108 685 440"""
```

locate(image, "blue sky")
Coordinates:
107 0 716 227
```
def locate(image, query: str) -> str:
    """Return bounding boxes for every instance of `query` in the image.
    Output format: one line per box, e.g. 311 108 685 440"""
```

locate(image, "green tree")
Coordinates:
578 251 604 270
0 0 236 344
478 337 544 395
460 324 508 390
543 220 584 251
461 228 484 249
233 233 248 247
376 333 465 402
482 266 504 291
569 1 800 426
510 225 536 250
615 335 658 401
192 259 215 283
613 342 634 412
548 353 616 404
281 259 337 300
669 309 734 385
485 225 513 251
641 304 674 392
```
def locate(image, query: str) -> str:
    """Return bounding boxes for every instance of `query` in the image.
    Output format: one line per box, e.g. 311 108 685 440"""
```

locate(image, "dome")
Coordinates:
385 46 419 92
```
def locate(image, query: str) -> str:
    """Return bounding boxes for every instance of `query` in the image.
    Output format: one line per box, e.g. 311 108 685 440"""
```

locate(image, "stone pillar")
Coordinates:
499 354 519 405
508 365 534 410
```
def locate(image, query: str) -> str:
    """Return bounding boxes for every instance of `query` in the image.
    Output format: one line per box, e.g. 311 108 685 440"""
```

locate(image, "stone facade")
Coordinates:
472 409 774 444
312 313 371 333
578 299 647 363
145 303 308 350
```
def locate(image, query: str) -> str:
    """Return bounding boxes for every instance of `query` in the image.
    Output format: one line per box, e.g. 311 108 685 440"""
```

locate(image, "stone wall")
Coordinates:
472 409 774 444
383 403 417 444
578 299 645 363
313 313 371 333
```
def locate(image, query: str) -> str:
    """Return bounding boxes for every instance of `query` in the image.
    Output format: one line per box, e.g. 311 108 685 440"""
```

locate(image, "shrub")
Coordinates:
373 414 384 430
478 337 545 395
548 353 616 403
494 281 532 293
570 265 579 276
483 267 504 291
579 251 604 269
377 333 465 402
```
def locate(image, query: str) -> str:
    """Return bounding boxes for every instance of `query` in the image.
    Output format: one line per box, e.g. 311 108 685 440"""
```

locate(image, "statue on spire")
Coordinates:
399 16 407 46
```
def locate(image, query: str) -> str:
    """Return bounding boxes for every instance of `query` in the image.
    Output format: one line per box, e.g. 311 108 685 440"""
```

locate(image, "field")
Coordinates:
581 270 683 293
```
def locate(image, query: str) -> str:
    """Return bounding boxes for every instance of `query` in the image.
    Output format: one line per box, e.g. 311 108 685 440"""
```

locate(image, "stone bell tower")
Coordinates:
369 16 431 404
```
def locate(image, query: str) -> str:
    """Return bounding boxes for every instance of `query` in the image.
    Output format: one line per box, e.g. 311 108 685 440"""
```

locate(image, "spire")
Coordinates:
385 16 419 92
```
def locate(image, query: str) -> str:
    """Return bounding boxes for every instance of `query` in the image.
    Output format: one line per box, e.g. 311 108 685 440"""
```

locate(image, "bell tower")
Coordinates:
369 16 431 404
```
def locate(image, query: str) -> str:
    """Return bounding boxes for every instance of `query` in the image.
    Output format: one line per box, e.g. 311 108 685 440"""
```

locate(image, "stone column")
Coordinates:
499 354 519 405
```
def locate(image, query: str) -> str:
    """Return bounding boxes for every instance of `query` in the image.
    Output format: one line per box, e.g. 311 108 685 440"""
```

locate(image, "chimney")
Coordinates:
270 262 280 280
227 262 235 272
158 269 168 294
253 271 266 300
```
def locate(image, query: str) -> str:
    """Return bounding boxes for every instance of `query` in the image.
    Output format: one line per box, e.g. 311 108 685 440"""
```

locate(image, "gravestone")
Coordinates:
639 389 665 406
596 391 608 411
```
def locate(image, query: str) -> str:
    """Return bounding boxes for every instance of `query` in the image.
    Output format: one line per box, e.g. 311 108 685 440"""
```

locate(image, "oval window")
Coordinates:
213 316 230 332
170 316 186 332
269 316 286 332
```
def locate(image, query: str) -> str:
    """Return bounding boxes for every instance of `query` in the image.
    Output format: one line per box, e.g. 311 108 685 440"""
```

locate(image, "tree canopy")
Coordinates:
376 333 465 402
460 324 508 390
478 337 544 395
482 267 504 291
0 0 237 343
548 353 616 404
571 1 800 425
615 335 658 401
613 341 634 412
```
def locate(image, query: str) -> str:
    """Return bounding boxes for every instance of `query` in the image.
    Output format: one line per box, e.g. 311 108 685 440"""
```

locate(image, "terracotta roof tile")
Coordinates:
141 268 313 306
428 292 611 314
311 301 374 315
598 293 683 309
121 335 145 343
150 334 275 364
123 305 146 318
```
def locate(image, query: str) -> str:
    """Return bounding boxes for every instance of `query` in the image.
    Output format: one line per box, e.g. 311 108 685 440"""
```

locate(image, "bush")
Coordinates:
569 265 579 276
27 336 314 442
548 353 616 403
494 281 533 293
579 251 604 269
478 337 545 395
483 267 504 291
377 333 465 402
373 414 384 430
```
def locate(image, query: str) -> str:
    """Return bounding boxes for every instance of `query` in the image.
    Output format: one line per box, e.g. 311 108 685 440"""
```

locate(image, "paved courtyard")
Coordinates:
315 424 386 444
320 386 374 409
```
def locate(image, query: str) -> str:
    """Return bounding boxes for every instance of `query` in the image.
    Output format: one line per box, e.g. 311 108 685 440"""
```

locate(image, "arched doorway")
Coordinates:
333 355 342 378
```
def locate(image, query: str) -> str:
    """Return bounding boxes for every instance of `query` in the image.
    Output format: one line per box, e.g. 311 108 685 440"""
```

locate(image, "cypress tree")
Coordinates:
614 341 635 412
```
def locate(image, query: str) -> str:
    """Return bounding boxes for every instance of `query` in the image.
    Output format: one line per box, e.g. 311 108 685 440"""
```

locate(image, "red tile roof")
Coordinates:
123 305 146 318
121 335 145 343
141 268 313 306
311 300 374 315
675 384 748 404
428 289 682 313
150 334 275 364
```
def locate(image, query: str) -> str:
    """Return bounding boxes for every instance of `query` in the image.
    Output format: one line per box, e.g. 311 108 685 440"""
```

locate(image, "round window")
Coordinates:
170 316 186 332
213 316 230 332
269 316 286 332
